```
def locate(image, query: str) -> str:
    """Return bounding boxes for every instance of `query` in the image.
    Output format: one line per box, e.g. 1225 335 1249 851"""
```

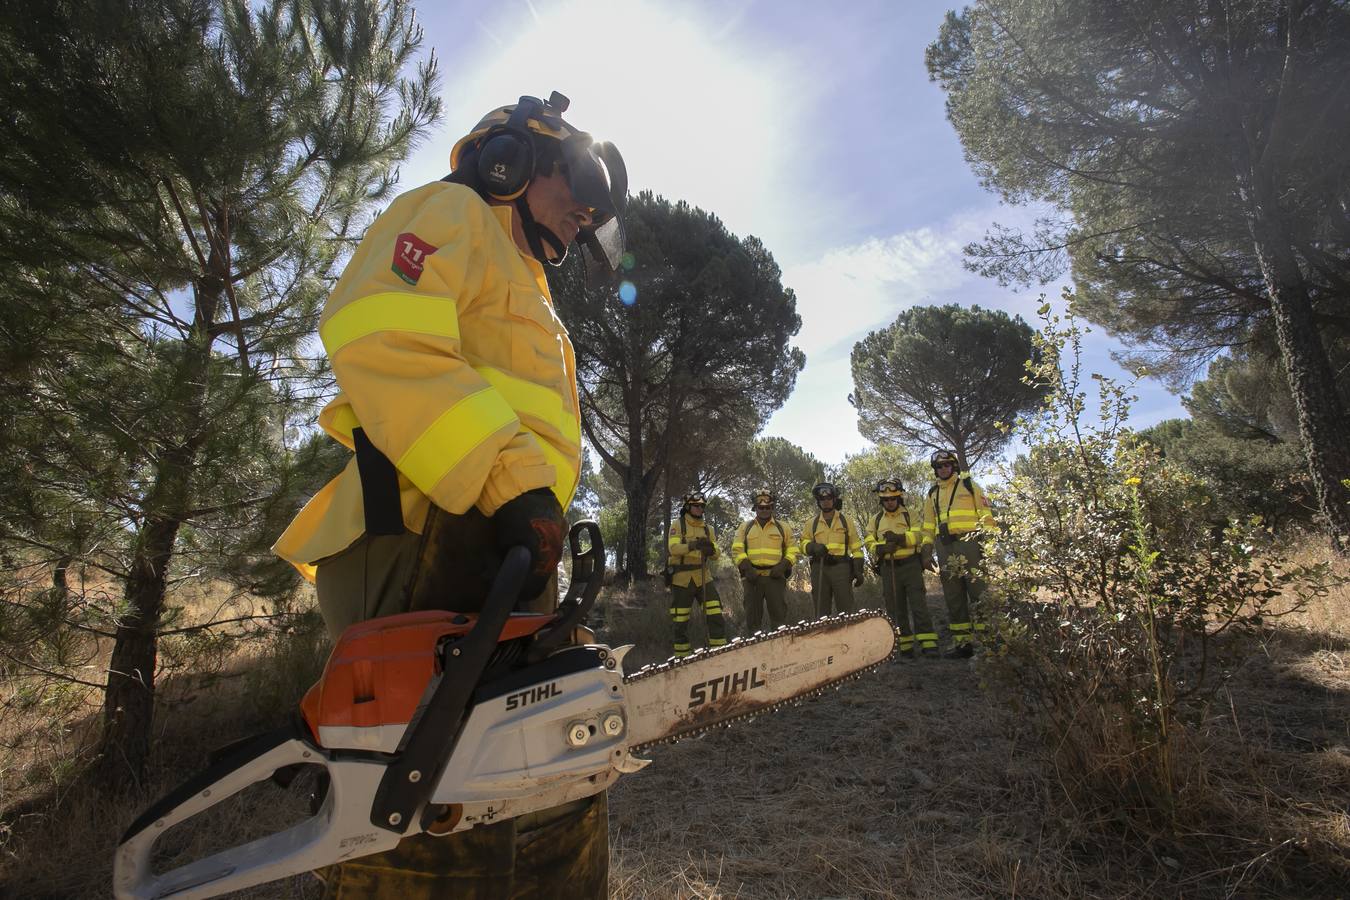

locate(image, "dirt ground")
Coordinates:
2 568 1348 898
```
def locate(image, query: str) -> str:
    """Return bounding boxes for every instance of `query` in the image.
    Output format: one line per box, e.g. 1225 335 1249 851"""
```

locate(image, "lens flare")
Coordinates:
620 251 636 271
618 281 637 305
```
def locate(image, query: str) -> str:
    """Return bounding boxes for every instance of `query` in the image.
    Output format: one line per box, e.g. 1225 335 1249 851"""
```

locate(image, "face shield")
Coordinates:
559 134 627 277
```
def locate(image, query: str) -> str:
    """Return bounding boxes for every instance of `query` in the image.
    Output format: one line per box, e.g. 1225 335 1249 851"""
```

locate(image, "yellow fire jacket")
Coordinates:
667 515 718 589
865 506 922 561
732 518 798 575
921 472 994 545
274 183 582 581
799 511 863 561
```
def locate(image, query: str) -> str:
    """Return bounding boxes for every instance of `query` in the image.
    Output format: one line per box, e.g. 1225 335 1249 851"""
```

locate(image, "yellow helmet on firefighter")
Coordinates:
448 92 627 274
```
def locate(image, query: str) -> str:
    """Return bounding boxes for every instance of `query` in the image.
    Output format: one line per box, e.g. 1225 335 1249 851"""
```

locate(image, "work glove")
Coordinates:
805 541 827 559
737 559 754 578
883 530 908 548
921 548 939 574
693 536 716 555
491 488 565 604
770 559 791 580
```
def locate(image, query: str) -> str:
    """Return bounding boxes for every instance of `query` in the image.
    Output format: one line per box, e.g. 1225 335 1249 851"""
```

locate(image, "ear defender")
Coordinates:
475 96 542 201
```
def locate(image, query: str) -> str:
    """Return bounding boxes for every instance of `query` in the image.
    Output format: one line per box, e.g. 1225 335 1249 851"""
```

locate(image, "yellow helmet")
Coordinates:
750 487 775 509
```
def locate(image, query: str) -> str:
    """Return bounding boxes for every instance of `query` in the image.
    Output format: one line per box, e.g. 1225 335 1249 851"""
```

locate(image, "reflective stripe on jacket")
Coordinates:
865 507 921 560
921 472 993 545
273 183 582 581
799 512 863 560
732 518 798 574
668 515 717 588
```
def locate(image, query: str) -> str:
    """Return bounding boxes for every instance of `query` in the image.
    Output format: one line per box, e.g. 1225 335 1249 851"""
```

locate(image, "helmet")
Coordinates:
930 450 960 473
874 479 904 500
811 482 840 508
750 487 775 509
680 491 708 516
449 92 627 273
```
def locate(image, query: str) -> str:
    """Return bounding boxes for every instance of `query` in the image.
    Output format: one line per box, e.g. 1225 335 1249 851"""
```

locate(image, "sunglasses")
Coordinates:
687 502 705 508
755 505 773 510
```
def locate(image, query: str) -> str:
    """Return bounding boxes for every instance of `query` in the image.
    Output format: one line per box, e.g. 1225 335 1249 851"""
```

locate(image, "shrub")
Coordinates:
983 300 1334 833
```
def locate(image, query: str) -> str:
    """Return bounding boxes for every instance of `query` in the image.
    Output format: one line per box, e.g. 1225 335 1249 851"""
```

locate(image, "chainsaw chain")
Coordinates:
622 610 895 752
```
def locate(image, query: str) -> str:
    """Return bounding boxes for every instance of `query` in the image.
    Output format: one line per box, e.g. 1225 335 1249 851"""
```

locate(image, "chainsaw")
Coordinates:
114 521 895 900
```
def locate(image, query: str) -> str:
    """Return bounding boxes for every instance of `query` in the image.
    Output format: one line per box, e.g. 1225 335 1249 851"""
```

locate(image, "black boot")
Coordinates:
942 644 973 659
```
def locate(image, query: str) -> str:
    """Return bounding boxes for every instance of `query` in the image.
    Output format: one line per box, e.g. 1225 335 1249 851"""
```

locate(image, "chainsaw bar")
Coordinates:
620 610 896 752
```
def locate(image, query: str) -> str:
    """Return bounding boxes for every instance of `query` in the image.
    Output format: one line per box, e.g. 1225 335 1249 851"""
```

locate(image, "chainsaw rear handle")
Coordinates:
529 519 604 662
113 728 399 900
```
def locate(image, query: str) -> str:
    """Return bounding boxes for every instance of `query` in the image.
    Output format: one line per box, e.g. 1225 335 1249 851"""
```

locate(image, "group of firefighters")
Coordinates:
665 449 995 660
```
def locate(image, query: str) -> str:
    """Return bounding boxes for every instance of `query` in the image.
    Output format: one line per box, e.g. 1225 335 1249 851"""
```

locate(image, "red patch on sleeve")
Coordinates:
391 232 438 285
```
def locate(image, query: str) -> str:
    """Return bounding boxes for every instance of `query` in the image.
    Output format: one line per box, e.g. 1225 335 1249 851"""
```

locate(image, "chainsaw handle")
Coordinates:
529 519 605 662
113 731 400 900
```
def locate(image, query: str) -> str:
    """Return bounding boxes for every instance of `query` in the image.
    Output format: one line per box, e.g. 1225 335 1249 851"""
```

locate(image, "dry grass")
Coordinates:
2 557 1348 898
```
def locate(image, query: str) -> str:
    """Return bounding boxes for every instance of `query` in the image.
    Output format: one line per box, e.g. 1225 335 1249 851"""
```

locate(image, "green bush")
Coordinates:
983 300 1334 832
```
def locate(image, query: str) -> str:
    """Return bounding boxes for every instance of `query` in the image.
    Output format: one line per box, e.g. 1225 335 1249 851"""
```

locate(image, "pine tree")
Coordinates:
0 0 440 789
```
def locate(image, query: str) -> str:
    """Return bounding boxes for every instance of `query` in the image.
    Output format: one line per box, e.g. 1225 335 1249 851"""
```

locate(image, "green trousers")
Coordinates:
669 580 726 657
742 573 788 633
878 557 937 652
937 535 988 649
808 559 856 617
312 507 608 899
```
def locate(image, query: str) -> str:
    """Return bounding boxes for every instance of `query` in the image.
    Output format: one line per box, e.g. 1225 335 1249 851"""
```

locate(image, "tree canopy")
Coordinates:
850 304 1046 468
550 192 805 580
0 0 439 787
927 0 1350 552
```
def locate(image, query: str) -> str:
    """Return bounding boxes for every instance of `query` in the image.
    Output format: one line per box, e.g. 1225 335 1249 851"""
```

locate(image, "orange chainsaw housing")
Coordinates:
299 610 555 743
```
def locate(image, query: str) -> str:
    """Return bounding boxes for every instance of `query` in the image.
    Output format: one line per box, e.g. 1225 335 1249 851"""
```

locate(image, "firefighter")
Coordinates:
666 491 726 658
864 479 937 657
272 93 623 899
731 488 797 633
921 450 995 659
800 482 864 617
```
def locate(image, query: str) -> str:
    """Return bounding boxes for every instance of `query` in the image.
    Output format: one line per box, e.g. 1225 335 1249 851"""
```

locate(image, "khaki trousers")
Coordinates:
937 535 987 648
808 559 856 617
878 557 937 652
312 508 607 899
742 573 788 633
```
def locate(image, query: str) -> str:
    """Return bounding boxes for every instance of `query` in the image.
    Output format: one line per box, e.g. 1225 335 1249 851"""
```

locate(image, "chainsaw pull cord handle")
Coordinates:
369 545 531 834
527 519 604 663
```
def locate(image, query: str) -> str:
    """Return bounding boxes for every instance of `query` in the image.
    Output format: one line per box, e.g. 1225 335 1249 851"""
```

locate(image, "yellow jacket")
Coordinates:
667 515 718 588
732 518 798 575
921 472 994 544
274 183 582 581
799 511 863 560
865 506 922 561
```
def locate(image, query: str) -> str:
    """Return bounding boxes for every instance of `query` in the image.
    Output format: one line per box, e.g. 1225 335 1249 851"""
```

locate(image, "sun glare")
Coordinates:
437 0 802 247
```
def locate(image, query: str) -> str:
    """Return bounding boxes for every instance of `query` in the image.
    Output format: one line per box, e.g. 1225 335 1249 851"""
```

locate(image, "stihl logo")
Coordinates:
688 667 767 709
505 682 561 710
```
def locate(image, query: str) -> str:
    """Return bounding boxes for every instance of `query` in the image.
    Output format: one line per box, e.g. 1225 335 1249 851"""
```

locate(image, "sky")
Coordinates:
396 0 1188 467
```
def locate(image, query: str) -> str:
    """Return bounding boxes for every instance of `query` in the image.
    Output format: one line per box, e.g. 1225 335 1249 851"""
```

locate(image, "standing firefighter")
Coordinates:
800 482 864 617
865 479 937 657
666 492 726 658
732 488 798 633
921 450 995 659
272 93 624 898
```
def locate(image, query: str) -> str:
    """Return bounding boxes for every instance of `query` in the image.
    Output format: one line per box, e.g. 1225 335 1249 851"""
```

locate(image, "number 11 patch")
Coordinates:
392 232 438 285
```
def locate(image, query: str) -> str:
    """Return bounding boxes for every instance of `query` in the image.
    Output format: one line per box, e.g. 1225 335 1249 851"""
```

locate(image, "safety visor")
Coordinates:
561 134 627 274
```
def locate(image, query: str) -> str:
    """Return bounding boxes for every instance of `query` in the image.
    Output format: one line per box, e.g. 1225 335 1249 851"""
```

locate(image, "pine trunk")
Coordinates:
1244 174 1350 556
93 290 215 789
